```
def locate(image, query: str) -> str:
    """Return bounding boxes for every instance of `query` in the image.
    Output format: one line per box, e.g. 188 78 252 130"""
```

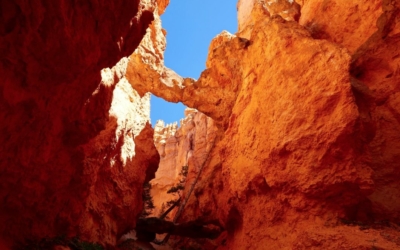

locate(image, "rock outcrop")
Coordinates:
0 0 162 247
126 0 400 249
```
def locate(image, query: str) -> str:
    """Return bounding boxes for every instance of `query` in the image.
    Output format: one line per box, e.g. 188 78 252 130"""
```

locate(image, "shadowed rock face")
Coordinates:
0 0 161 247
350 0 400 223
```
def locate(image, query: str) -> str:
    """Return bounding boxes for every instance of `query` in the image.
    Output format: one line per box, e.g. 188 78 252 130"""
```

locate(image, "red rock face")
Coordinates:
0 0 159 247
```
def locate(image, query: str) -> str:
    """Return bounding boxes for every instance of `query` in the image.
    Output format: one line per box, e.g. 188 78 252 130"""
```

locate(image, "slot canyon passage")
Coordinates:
1 0 400 249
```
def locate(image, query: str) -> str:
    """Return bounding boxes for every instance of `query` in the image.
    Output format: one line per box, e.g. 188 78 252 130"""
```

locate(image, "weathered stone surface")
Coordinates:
299 0 383 53
80 59 160 244
237 0 301 39
157 0 170 14
0 0 161 247
186 2 400 249
126 2 185 104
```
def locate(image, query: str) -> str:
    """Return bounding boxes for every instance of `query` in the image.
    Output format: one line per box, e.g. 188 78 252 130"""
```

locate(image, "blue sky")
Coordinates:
150 1 237 126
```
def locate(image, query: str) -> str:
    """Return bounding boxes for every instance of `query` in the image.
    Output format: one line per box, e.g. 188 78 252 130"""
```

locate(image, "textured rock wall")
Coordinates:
299 0 382 53
150 109 217 218
237 0 301 39
0 0 162 247
127 0 400 249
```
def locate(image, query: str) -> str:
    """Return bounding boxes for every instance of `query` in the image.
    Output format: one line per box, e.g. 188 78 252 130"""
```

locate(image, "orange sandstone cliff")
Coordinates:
128 0 400 249
2 0 400 249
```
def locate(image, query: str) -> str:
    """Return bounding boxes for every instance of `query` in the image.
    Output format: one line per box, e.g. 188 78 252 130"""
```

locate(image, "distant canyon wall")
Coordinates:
150 109 218 219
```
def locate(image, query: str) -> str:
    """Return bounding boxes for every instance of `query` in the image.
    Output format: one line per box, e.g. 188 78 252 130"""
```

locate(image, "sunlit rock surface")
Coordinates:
299 0 382 53
127 0 400 249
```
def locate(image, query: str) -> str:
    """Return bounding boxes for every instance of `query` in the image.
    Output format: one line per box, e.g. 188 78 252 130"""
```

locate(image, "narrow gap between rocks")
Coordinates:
128 1 238 248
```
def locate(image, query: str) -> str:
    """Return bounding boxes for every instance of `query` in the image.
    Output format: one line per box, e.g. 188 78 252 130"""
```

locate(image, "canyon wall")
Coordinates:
0 0 166 247
2 0 399 249
150 109 218 219
128 0 400 249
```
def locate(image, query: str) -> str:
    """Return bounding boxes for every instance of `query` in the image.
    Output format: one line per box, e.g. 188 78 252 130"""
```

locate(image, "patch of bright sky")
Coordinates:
150 1 237 126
